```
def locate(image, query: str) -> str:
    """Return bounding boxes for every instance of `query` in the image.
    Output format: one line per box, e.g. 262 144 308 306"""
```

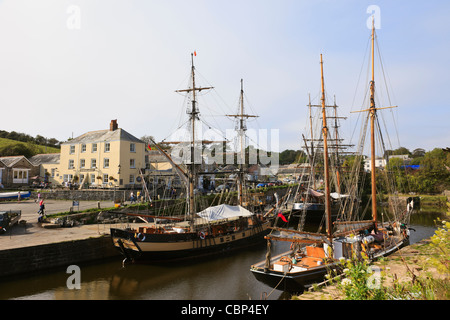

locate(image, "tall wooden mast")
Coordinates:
175 53 213 221
227 79 258 206
369 20 378 230
320 54 333 241
350 20 397 230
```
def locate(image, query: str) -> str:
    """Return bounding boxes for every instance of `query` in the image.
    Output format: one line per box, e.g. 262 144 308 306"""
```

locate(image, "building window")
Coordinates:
129 175 134 184
90 174 96 184
13 169 29 184
91 159 97 168
68 159 74 169
63 174 73 183
80 159 85 168
79 174 85 184
130 143 136 152
130 159 135 168
70 145 75 154
81 144 86 153
92 144 97 152
51 168 56 178
105 143 110 152
103 158 109 168
103 174 109 184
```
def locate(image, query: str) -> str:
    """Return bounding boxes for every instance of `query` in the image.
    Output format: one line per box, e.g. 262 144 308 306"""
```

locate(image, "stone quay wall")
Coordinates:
31 190 129 202
0 236 120 278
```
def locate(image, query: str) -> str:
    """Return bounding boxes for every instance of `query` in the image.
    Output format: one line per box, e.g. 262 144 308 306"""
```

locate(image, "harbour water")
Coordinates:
0 208 446 300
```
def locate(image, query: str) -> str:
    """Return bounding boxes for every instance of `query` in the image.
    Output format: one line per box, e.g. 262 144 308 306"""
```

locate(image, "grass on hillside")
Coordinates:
0 137 60 156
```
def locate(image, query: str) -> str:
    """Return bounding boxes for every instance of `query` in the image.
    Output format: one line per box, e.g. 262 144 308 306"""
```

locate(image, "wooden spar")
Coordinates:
308 95 316 189
124 212 184 221
264 234 324 245
333 98 341 194
189 53 196 219
269 227 328 240
148 137 189 184
320 54 333 242
350 106 397 114
238 79 245 206
333 219 375 225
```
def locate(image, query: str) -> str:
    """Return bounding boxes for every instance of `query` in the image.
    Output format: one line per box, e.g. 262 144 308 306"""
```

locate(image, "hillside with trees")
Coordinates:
0 130 61 157
386 147 450 194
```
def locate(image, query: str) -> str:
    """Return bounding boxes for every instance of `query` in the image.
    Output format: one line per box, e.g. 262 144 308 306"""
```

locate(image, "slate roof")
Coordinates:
61 128 144 145
0 156 33 167
29 153 60 165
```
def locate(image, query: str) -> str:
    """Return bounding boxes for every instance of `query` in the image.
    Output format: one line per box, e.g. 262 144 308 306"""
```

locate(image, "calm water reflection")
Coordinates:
1 208 446 300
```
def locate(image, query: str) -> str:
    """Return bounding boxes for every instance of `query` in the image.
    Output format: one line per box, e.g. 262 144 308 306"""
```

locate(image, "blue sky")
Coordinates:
0 0 448 155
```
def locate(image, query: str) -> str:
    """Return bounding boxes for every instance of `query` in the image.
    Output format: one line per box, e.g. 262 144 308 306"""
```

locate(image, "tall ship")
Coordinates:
250 22 414 292
111 54 273 262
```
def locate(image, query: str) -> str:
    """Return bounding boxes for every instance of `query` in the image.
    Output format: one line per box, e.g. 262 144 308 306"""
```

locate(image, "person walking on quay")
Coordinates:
38 199 46 222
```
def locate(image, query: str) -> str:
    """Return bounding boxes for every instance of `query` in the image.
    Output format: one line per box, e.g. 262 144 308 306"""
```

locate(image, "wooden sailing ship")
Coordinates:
111 54 272 262
250 23 413 292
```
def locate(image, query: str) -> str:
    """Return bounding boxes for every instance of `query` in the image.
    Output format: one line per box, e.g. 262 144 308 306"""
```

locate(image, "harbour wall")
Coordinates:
30 190 128 202
0 236 120 278
28 186 291 202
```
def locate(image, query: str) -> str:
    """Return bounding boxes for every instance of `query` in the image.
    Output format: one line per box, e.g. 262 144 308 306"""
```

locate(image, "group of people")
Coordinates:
129 188 178 204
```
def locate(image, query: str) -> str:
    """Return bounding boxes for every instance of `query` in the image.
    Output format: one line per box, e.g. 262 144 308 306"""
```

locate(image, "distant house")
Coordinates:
363 157 387 172
0 156 39 188
388 154 412 165
145 149 183 190
277 163 310 181
29 153 61 187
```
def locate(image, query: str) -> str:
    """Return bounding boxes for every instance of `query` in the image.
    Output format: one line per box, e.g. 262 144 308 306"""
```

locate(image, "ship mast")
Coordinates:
175 53 213 223
227 79 258 206
369 20 378 231
349 20 397 230
320 54 333 241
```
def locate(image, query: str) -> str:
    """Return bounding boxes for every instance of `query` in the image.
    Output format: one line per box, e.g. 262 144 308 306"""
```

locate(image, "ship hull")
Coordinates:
250 263 335 293
250 236 409 293
111 220 272 262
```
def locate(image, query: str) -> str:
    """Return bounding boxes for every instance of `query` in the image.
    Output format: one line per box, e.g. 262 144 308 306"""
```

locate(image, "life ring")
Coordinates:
137 233 146 242
199 232 205 240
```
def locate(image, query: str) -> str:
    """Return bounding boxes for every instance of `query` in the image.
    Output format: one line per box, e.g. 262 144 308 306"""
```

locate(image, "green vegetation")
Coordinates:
384 147 450 194
0 130 60 147
0 137 60 157
279 149 307 165
0 129 61 157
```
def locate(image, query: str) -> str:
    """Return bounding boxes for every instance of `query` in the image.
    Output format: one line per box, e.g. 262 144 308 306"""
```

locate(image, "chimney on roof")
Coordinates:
110 119 118 131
